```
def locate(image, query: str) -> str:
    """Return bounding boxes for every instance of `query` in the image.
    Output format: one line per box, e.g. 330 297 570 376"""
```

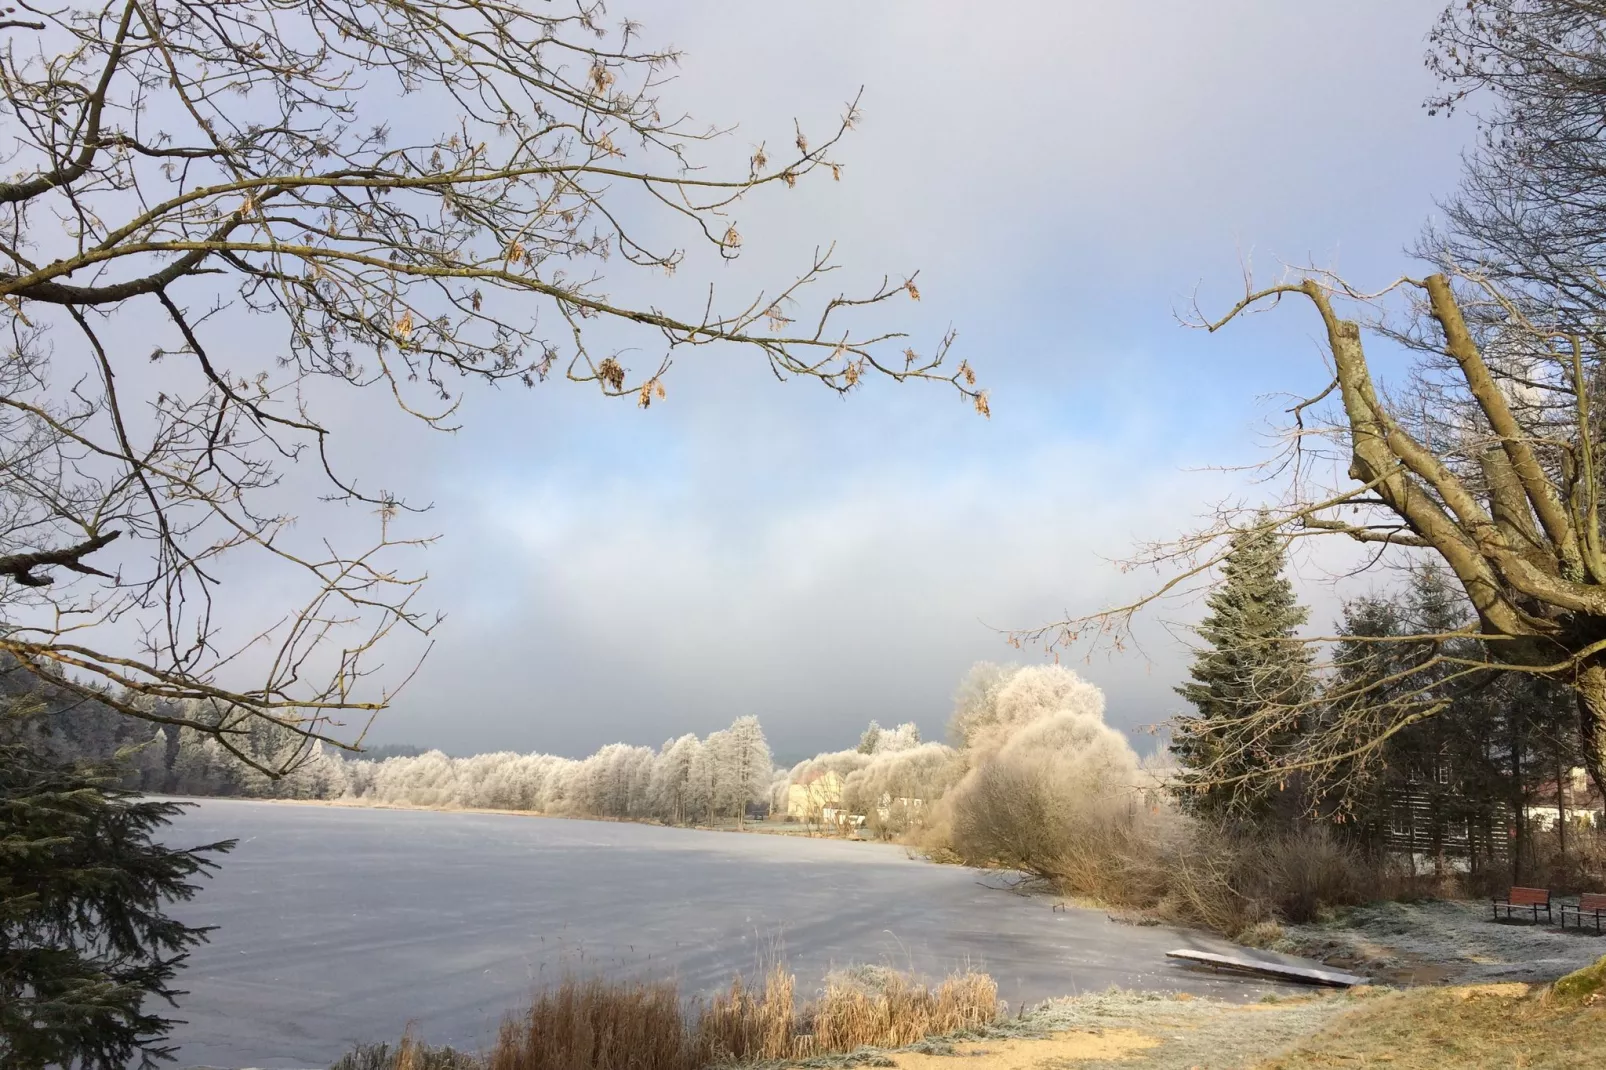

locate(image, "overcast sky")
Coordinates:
352 1 1475 760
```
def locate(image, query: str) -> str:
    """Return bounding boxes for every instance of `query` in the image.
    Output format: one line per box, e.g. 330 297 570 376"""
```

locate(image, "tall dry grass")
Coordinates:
695 966 798 1061
1523 825 1606 896
351 965 1002 1070
810 965 999 1052
490 976 693 1070
940 752 1380 936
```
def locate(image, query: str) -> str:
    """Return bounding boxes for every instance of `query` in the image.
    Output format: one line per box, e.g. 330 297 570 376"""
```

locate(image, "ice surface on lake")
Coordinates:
163 799 1292 1069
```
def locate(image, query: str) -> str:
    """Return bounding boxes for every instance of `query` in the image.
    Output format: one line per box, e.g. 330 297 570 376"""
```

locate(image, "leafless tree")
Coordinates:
1020 1 1606 807
0 0 979 775
1019 267 1606 803
1426 0 1606 324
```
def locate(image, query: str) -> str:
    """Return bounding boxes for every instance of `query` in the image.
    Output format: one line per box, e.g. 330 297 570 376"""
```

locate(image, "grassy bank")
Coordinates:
329 953 1605 1070
1258 980 1604 1069
968 972 1605 1070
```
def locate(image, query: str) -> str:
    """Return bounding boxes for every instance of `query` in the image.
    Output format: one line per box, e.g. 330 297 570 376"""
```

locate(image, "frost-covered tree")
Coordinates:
842 742 960 839
689 732 723 825
879 722 922 753
941 667 1142 874
584 743 652 817
165 700 349 800
162 709 782 829
170 729 244 797
773 663 1145 854
723 716 774 827
768 766 793 816
948 663 1018 749
951 664 1108 760
650 735 702 825
856 720 921 755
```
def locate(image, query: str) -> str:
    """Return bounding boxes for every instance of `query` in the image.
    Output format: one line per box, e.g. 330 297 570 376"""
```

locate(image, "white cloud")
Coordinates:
277 1 1476 757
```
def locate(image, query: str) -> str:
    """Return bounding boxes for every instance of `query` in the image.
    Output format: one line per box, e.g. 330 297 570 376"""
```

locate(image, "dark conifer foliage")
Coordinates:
0 717 234 1070
1322 568 1490 837
1321 564 1585 882
1173 518 1314 819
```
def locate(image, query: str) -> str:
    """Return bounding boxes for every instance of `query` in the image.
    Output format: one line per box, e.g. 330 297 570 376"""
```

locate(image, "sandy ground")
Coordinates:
777 988 1367 1070
869 1028 1160 1069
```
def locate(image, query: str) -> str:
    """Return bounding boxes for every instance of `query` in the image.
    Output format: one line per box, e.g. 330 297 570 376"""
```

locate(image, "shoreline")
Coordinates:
158 797 1602 1069
158 791 882 840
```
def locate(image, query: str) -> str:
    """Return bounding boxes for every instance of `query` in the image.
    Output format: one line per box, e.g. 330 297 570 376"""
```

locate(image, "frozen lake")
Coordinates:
163 799 1293 1069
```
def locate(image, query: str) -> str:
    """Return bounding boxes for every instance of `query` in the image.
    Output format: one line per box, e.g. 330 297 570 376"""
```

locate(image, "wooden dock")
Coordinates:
1166 948 1368 987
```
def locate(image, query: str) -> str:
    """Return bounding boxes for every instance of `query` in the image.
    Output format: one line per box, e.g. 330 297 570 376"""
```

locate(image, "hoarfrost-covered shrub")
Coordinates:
966 665 1108 758
945 722 1143 882
771 748 873 821
784 748 873 785
940 665 1160 904
944 665 1140 867
842 743 961 839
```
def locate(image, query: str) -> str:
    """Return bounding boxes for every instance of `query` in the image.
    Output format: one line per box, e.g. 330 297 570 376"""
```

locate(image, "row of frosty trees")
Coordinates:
65 656 1142 840
157 714 777 827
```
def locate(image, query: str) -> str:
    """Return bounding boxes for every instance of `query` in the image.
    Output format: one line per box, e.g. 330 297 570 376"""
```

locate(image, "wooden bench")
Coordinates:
1560 893 1606 935
1491 886 1552 924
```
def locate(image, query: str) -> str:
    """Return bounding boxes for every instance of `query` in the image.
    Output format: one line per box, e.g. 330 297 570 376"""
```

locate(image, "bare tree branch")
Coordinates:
0 0 977 777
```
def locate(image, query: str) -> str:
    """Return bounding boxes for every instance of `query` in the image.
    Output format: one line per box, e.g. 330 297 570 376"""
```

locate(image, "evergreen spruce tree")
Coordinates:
0 707 235 1070
1173 516 1313 821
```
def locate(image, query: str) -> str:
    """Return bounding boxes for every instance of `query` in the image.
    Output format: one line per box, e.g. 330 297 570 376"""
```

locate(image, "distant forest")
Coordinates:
1 650 1123 850
1 654 780 826
1 649 956 835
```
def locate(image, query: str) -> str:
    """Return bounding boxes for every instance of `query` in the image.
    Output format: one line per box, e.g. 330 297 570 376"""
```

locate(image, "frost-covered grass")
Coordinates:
325 985 1355 1070
1262 975 1606 1069
1274 899 1606 983
779 978 1606 1070
964 989 1356 1070
694 987 1362 1070
325 961 1606 1069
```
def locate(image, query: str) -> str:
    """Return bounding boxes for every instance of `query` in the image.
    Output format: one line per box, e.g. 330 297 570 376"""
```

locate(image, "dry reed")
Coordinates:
810 967 1000 1052
489 976 692 1070
694 965 799 1061
371 965 1003 1070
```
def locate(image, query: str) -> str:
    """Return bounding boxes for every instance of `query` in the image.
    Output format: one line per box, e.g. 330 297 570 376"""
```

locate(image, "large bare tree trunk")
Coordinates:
1039 270 1606 803
1574 662 1606 803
